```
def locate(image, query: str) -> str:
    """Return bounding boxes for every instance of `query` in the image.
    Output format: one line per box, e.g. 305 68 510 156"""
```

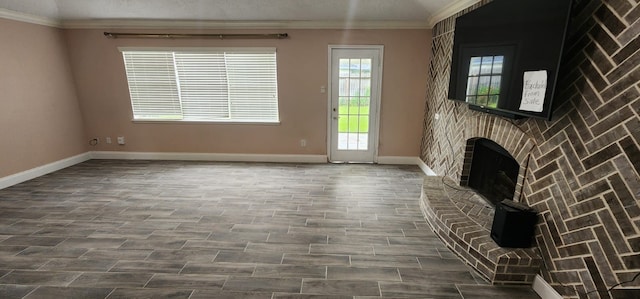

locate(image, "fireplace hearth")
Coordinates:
420 176 542 285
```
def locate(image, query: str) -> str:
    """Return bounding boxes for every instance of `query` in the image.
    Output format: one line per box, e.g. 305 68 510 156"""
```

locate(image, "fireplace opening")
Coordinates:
466 138 519 206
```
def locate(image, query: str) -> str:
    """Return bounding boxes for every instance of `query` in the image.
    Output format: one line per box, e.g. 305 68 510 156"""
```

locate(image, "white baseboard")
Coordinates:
533 275 562 299
93 152 430 166
416 158 437 176
0 152 92 190
376 156 438 176
1 152 437 190
377 156 421 165
90 151 328 164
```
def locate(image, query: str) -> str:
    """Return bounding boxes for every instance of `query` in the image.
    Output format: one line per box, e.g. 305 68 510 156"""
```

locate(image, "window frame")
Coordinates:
119 47 280 124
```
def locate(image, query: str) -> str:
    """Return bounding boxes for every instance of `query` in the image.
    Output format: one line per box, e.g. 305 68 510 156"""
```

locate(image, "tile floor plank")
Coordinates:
23 286 113 299
301 279 381 296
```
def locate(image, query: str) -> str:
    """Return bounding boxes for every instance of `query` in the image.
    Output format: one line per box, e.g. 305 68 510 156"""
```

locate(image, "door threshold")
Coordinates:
329 161 376 164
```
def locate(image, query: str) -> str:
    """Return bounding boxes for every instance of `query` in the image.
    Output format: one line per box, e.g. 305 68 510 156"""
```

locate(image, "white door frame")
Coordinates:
327 45 384 163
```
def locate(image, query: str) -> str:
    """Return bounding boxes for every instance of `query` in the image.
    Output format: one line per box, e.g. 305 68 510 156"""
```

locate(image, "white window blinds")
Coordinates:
121 48 279 123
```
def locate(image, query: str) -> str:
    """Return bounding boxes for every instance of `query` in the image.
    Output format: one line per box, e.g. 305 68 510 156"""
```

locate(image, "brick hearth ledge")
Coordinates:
419 176 542 284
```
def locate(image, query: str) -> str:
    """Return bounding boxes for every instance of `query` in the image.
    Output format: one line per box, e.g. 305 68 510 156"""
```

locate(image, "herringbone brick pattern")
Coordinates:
420 0 639 298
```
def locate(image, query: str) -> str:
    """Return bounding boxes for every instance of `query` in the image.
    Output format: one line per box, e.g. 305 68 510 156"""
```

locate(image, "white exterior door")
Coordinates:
328 46 383 163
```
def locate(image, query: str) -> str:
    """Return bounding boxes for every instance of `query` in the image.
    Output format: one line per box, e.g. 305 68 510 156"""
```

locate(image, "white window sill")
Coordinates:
132 120 281 125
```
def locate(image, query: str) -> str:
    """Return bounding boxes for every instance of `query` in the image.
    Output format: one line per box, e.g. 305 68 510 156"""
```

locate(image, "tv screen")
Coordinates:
447 0 572 120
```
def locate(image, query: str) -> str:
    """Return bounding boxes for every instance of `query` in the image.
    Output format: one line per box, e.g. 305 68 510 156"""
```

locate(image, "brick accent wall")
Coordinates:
420 0 640 297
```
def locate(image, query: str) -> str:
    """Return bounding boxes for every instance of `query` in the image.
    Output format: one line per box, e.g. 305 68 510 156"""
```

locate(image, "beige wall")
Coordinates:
0 18 86 178
64 29 430 157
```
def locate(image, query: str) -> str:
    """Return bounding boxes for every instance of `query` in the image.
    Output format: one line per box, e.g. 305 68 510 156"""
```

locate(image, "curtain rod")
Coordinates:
104 32 288 39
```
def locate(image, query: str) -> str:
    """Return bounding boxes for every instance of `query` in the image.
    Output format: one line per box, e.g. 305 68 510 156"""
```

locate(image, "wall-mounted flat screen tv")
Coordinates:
448 0 573 120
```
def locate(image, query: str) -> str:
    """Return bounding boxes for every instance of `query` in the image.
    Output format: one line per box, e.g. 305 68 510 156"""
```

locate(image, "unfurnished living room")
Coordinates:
0 0 638 298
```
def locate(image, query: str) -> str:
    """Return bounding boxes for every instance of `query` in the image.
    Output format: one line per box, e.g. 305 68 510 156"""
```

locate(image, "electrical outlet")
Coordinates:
117 136 125 145
105 137 112 144
300 139 307 147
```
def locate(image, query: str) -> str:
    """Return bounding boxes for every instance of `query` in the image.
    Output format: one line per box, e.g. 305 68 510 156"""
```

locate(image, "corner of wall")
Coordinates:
0 152 92 190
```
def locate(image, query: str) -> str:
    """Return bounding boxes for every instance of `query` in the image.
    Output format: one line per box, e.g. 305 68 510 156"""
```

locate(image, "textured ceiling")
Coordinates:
0 0 467 23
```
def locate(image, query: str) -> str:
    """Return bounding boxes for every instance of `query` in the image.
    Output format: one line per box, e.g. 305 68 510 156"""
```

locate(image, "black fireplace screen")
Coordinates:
467 138 519 206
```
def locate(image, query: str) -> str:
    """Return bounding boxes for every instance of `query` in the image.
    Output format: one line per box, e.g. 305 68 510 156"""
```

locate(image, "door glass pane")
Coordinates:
359 97 370 115
338 58 371 151
350 59 361 77
361 59 372 78
339 59 350 77
349 98 359 114
338 116 348 133
359 116 369 133
339 78 349 97
348 115 359 131
349 79 361 97
360 79 371 97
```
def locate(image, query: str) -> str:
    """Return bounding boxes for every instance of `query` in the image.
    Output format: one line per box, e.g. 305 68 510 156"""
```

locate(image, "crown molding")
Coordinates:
60 19 431 30
0 1 480 30
428 0 481 28
0 8 61 28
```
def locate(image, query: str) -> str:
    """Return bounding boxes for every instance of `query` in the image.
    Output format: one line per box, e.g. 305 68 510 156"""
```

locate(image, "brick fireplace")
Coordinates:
457 117 536 204
420 116 542 285
420 0 640 297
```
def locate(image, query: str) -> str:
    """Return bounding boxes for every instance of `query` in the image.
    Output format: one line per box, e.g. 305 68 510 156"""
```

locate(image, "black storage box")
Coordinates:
490 200 537 248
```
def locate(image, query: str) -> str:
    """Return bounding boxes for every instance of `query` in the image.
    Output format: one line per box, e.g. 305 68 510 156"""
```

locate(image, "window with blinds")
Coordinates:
121 48 279 123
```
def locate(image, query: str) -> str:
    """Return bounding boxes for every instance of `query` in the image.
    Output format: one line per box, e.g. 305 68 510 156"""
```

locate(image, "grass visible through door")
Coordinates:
338 104 370 133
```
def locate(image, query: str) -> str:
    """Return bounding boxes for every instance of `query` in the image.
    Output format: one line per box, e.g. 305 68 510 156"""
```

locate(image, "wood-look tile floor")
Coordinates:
0 160 540 298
